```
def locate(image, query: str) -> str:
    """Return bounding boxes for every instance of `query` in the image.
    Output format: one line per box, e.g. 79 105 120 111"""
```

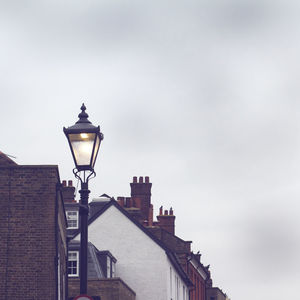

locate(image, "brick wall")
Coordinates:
0 164 66 300
68 278 136 300
57 186 68 300
189 263 206 300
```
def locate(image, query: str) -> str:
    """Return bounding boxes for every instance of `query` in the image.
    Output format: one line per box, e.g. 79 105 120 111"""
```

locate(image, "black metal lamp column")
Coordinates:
79 181 90 294
64 104 103 295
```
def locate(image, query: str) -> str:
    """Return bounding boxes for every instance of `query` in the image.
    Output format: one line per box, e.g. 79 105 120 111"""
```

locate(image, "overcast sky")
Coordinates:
1 1 300 299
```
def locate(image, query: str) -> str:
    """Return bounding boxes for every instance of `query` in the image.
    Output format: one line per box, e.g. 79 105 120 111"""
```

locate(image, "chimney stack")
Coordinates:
61 180 76 203
156 206 176 235
130 176 152 222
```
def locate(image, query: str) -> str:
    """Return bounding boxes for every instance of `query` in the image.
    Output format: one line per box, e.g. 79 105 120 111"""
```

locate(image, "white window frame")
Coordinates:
68 251 79 277
66 211 79 229
111 261 116 278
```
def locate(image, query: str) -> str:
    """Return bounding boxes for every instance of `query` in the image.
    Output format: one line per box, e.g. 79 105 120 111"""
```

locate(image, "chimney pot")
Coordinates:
117 197 125 207
133 176 137 183
62 180 67 187
125 197 130 207
159 206 163 215
145 176 149 183
164 210 168 215
169 207 173 215
139 176 143 183
68 180 73 187
125 197 132 207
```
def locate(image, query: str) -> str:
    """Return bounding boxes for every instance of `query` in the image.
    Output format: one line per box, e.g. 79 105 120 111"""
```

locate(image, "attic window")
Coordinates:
68 251 79 277
112 261 115 278
107 256 111 278
66 211 78 229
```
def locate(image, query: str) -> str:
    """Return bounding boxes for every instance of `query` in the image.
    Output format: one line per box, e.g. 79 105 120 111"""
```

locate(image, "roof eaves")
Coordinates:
190 252 210 277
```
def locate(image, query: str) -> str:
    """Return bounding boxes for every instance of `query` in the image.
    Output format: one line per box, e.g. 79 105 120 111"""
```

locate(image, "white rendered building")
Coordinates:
72 198 192 300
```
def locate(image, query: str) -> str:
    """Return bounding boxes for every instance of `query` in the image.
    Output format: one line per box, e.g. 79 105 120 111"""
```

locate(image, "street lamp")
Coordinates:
64 103 103 295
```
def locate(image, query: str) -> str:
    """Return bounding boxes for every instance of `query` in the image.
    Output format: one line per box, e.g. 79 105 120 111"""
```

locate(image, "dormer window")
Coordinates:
97 250 117 279
66 211 79 229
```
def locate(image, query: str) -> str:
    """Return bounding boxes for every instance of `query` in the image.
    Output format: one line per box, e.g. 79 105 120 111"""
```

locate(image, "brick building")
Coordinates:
0 152 67 300
68 278 135 300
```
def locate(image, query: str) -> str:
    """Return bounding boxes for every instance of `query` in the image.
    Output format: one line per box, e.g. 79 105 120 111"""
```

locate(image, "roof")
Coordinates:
189 252 210 275
89 197 111 219
71 198 193 287
207 286 228 298
98 193 111 198
147 226 192 253
0 151 17 166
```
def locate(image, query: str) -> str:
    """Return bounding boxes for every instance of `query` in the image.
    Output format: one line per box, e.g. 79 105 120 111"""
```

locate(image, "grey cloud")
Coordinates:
2 1 300 300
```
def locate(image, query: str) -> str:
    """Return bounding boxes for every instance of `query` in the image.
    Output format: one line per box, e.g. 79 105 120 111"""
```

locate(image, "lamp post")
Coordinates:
64 103 103 295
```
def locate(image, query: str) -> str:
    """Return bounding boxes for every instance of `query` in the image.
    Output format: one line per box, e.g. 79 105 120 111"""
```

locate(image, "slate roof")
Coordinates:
89 195 111 219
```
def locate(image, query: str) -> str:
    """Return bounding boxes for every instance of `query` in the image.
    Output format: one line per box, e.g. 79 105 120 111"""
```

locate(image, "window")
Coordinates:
68 251 79 277
111 261 116 278
175 275 179 300
107 256 111 278
66 211 78 229
170 267 173 300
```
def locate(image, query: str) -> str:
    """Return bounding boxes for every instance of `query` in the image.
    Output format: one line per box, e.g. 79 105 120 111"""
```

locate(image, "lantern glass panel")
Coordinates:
69 133 96 167
91 135 100 167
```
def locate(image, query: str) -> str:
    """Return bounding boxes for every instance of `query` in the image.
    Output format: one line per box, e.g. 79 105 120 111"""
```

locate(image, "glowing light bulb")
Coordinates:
80 133 89 139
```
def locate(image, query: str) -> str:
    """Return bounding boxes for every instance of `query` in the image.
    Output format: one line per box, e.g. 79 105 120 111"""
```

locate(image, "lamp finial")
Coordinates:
77 103 90 124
